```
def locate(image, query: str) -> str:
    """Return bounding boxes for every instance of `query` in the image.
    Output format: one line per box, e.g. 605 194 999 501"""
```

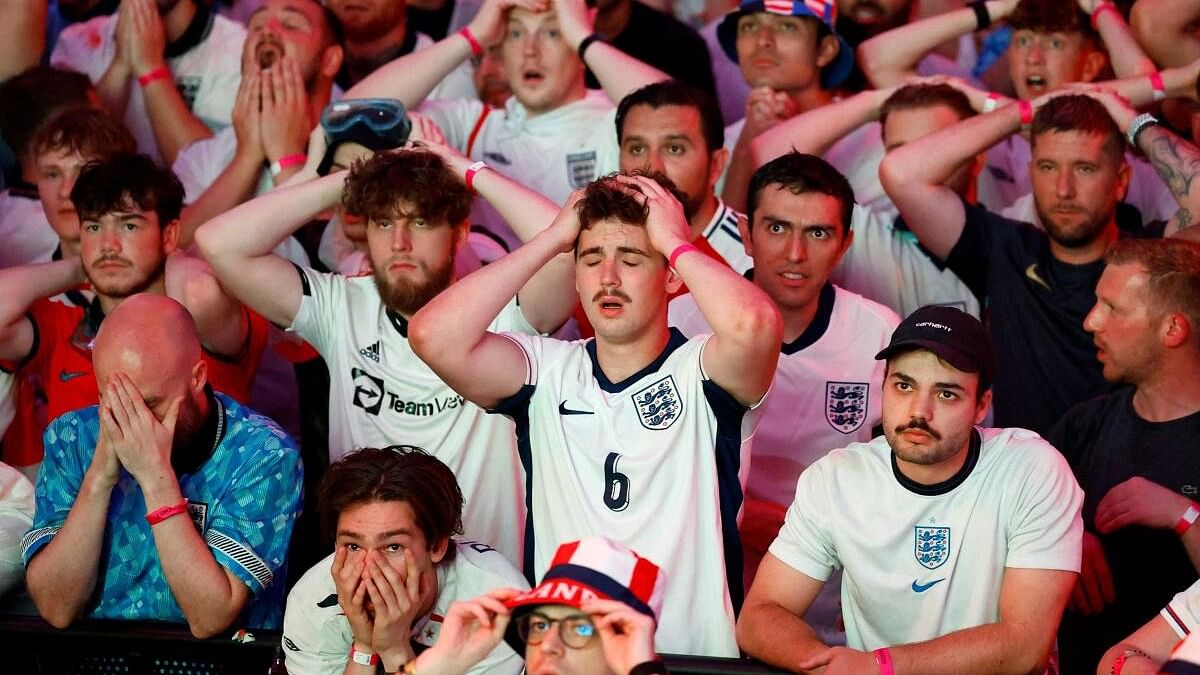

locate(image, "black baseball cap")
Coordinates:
874 305 994 388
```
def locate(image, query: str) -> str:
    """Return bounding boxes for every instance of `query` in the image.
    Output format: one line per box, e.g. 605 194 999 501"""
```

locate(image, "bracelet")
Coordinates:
1176 503 1200 536
982 91 1002 113
465 160 487 191
668 242 699 270
629 661 668 675
1018 99 1034 127
270 154 307 178
1127 112 1160 147
146 498 189 525
458 27 484 58
349 643 379 666
1090 2 1121 31
578 32 606 60
969 0 991 31
874 647 896 675
1149 71 1167 101
137 65 171 88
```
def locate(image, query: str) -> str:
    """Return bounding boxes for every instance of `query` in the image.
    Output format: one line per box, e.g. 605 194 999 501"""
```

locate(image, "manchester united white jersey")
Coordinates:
492 329 758 657
282 540 528 675
289 268 534 564
770 427 1083 650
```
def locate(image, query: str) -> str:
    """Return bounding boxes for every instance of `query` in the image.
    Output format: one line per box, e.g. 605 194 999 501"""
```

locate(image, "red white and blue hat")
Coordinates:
503 538 666 653
717 0 855 89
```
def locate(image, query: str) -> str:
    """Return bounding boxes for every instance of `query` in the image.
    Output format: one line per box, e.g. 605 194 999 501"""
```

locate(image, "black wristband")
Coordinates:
969 0 991 30
629 660 668 675
578 32 606 60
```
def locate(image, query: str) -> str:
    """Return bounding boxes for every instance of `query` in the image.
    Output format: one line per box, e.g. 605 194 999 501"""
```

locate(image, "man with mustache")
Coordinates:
50 0 247 165
738 304 1083 674
172 0 344 246
881 89 1200 436
1048 236 1200 673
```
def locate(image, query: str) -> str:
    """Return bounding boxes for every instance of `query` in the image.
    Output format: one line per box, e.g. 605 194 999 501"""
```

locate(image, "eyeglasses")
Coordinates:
517 612 597 649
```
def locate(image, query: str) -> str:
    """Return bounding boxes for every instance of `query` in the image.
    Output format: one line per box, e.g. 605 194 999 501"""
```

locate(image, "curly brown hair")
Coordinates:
1008 0 1097 41
574 170 688 231
29 106 136 164
342 150 472 227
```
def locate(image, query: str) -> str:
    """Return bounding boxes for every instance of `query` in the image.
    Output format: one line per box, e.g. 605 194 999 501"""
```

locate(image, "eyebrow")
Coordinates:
889 371 967 392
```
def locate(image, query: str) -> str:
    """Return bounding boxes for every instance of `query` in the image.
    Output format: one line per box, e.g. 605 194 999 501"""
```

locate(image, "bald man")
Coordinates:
21 294 302 636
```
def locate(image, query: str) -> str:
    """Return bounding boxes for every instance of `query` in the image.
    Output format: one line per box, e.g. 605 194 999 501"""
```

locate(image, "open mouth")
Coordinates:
522 69 546 86
256 42 283 69
1025 74 1047 92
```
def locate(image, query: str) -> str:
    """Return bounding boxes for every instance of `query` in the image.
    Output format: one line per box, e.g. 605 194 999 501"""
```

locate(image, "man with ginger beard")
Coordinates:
21 293 301 634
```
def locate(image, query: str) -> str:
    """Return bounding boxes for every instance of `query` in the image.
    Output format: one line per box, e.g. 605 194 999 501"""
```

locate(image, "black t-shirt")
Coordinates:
1048 388 1200 675
408 0 457 41
945 202 1114 435
585 1 716 98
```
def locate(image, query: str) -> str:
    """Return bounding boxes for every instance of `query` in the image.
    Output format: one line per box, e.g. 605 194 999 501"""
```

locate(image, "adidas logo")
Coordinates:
359 341 381 363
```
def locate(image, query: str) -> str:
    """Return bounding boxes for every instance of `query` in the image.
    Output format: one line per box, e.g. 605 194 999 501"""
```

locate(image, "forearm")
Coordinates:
751 91 878 167
858 0 1000 88
169 257 251 358
0 259 82 329
1093 7 1156 79
178 151 265 248
1131 0 1200 67
1098 644 1163 675
889 622 1051 675
1100 60 1200 108
345 33 473 106
884 102 1020 190
25 470 114 628
141 476 244 638
585 42 669 105
1136 124 1200 235
673 247 779 347
141 77 215 166
96 60 134 119
736 602 828 672
0 0 45 81
721 129 757 213
474 167 560 243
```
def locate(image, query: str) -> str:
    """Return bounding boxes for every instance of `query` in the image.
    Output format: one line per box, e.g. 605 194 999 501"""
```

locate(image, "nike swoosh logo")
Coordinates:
1025 263 1051 291
558 401 593 416
59 370 88 382
911 578 946 593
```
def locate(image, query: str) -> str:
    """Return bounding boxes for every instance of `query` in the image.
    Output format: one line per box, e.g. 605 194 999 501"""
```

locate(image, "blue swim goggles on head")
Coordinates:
317 98 413 175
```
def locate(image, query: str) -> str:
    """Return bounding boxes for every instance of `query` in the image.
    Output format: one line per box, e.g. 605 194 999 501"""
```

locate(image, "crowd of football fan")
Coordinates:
0 0 1199 673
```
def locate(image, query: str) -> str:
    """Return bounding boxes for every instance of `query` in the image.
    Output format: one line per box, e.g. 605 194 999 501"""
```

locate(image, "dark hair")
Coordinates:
1106 238 1200 333
319 4 345 47
574 171 689 231
342 150 472 226
1030 95 1124 163
0 67 95 160
746 152 855 236
318 446 465 552
883 350 992 401
1008 0 1099 42
28 106 136 165
879 83 976 131
615 80 725 153
71 153 185 226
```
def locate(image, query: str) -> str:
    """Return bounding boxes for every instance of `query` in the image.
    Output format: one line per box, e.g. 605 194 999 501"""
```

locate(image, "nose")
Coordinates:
391 224 412 252
1083 302 1103 334
1026 41 1044 64
599 257 621 289
1055 168 1075 199
538 623 566 656
522 32 540 57
646 150 666 174
786 233 807 263
100 225 121 252
756 25 775 48
59 172 76 201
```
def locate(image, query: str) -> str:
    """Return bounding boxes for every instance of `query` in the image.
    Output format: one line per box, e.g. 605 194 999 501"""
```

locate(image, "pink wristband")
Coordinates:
874 647 895 675
1149 71 1167 101
137 65 171 88
1018 99 1034 127
464 161 487 191
1090 2 1120 30
459 27 484 58
270 153 307 177
146 499 189 525
1176 503 1200 536
668 242 699 270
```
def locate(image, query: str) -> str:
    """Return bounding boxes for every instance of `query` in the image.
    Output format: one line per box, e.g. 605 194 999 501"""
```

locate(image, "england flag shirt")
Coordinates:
289 267 535 564
491 329 758 657
770 427 1083 650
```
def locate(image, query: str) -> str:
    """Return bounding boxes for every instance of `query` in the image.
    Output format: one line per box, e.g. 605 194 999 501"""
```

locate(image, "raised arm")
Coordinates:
549 0 669 104
408 193 580 410
346 0 547 105
879 97 1027 259
0 258 85 363
750 86 898 168
1131 0 1200 67
1079 0 1155 78
0 0 44 82
858 0 1018 88
630 175 781 405
164 253 252 360
735 553 829 671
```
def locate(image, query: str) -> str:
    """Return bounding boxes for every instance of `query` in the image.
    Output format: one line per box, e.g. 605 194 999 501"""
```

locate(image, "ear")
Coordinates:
429 536 450 564
320 44 344 80
709 147 730 192
835 226 854 264
452 219 469 253
1079 48 1107 83
191 358 209 395
1162 312 1192 349
665 264 684 295
973 388 993 425
162 218 181 255
815 34 840 70
1114 158 1131 202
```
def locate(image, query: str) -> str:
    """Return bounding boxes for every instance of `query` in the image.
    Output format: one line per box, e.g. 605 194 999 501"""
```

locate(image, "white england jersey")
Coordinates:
50 10 244 164
770 427 1083 650
1164 578 1200 638
832 204 982 319
282 540 528 675
420 91 620 249
493 329 758 657
0 188 57 268
701 200 752 274
289 268 534 564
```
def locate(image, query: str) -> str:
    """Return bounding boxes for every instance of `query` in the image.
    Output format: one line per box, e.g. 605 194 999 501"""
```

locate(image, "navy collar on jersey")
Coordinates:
164 1 214 60
387 309 409 337
891 427 981 497
587 327 688 393
172 385 225 476
781 282 835 355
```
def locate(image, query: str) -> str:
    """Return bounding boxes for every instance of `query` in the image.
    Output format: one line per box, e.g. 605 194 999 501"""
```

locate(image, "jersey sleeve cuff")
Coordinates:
1164 601 1193 640
20 525 61 566
206 528 275 594
766 540 833 584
